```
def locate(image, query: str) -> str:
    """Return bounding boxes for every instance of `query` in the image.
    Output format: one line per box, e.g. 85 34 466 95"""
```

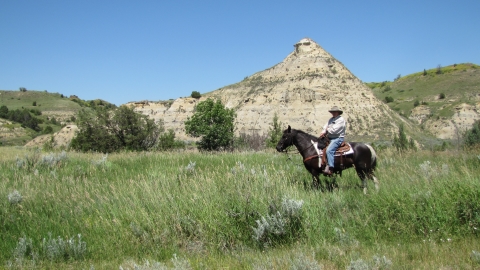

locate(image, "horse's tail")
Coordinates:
365 144 377 171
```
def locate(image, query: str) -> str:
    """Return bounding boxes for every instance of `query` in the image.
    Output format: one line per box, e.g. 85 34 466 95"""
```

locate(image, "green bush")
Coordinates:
191 91 201 99
384 96 394 103
185 99 235 151
71 106 161 152
464 120 480 146
265 113 283 148
156 129 185 151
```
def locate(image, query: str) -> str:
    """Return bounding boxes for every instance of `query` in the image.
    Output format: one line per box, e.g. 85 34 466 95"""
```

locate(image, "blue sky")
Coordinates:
1 0 479 105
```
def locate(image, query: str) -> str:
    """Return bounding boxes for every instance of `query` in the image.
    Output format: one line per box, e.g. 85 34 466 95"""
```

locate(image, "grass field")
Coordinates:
1 146 480 269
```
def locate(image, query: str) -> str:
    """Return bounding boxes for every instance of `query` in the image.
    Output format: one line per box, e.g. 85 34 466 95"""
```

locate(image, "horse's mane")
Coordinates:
292 129 318 140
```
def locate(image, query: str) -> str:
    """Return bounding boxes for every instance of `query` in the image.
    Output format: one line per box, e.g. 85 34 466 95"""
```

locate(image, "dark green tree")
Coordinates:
0 105 8 118
464 120 480 146
266 113 284 148
185 99 235 151
156 129 185 151
393 123 409 151
191 91 201 99
71 106 161 152
43 125 54 134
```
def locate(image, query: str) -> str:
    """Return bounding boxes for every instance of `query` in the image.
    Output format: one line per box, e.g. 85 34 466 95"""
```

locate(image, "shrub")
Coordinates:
464 120 480 146
265 113 283 148
393 123 409 151
384 96 394 103
8 190 23 205
43 125 53 134
190 91 201 99
71 106 161 152
42 233 87 261
156 129 185 150
252 197 304 248
439 93 446 99
234 132 266 151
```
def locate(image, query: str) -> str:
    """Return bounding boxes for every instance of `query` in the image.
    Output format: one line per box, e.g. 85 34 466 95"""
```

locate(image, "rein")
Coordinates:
280 133 323 161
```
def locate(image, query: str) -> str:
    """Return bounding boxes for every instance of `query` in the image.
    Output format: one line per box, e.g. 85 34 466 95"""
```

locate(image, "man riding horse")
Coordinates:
319 106 346 175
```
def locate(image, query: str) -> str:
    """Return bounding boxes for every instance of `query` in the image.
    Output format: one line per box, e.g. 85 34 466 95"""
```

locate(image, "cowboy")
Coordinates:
319 106 346 175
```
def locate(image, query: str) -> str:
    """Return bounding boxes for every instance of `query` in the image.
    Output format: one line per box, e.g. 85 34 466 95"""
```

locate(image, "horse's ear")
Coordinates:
287 125 291 133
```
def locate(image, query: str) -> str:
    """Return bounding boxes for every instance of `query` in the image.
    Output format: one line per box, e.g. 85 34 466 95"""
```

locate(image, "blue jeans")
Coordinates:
326 137 344 168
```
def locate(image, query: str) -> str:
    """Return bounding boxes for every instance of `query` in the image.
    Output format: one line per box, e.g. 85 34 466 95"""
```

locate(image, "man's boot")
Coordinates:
323 165 332 175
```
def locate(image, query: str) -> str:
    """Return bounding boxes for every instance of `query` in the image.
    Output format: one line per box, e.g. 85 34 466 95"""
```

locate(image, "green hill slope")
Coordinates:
367 63 480 141
0 90 114 146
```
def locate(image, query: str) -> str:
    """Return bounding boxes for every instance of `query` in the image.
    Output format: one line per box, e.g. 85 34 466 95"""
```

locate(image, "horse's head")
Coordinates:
276 125 294 152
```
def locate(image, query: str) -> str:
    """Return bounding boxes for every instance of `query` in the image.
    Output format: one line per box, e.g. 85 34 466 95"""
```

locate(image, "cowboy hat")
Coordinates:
328 106 343 114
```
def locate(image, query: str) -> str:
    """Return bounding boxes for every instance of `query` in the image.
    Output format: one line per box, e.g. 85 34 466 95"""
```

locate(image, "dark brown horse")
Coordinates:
276 126 378 193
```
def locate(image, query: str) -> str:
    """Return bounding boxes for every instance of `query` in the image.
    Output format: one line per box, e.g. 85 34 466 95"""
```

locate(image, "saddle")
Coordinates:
306 140 352 169
320 141 351 168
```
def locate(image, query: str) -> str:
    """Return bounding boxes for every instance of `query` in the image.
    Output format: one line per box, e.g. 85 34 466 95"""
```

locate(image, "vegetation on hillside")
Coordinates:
367 63 480 119
0 90 116 146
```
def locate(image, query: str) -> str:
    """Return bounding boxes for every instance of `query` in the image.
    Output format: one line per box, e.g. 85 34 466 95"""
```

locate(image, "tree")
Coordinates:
0 105 8 118
385 96 394 103
393 123 409 151
156 129 185 151
191 91 201 99
185 99 235 151
43 125 54 134
71 106 161 152
436 64 443 74
464 120 480 147
266 113 283 148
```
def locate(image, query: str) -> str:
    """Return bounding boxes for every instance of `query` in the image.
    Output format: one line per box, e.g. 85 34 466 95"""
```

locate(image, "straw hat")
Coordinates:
328 106 343 115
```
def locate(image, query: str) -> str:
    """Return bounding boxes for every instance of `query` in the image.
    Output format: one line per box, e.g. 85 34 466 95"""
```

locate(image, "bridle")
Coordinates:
279 132 319 156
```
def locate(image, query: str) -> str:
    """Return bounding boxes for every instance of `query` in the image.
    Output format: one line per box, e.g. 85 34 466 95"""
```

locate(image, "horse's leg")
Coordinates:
368 170 379 191
356 168 368 194
314 174 326 192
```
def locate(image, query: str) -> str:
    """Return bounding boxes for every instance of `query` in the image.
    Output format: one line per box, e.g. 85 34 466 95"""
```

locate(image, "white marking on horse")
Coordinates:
365 144 376 166
311 140 322 168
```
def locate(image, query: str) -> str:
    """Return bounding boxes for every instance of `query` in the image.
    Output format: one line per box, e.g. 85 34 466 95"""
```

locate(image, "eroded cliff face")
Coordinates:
128 38 406 142
411 102 480 140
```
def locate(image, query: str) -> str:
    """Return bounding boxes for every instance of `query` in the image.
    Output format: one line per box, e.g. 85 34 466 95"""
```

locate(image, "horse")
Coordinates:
276 125 379 193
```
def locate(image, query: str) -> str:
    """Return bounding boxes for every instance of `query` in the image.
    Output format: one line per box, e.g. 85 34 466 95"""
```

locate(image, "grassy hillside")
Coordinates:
0 90 115 146
367 63 480 118
0 90 82 112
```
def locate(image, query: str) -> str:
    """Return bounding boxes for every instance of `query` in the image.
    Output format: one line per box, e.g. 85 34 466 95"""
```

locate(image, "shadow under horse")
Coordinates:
276 126 379 193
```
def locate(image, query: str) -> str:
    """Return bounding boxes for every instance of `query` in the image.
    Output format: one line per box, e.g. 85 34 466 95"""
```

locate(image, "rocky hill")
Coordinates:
129 38 414 144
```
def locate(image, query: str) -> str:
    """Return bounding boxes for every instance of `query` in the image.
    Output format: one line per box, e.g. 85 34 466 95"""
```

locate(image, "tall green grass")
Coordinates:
1 147 480 269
